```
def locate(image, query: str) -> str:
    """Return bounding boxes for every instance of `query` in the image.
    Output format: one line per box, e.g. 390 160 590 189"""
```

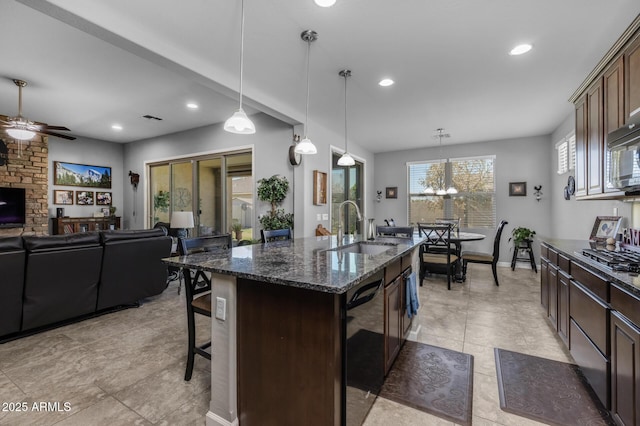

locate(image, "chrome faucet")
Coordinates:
337 200 362 244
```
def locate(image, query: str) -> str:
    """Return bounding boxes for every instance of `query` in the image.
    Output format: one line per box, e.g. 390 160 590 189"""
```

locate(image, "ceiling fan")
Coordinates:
0 79 76 141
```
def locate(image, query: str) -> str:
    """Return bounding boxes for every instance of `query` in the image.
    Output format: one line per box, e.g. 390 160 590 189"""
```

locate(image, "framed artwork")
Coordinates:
53 190 74 205
509 182 527 196
53 161 112 188
313 170 327 205
96 191 112 205
590 216 622 242
386 187 397 199
76 191 94 205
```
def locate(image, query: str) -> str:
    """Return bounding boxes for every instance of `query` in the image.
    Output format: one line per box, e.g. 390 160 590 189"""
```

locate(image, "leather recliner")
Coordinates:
0 236 26 336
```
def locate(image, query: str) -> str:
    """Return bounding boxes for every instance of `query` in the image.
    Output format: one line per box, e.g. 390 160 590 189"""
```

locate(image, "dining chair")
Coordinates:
261 228 292 243
461 220 508 286
376 225 414 238
417 223 458 290
436 217 461 232
177 235 231 381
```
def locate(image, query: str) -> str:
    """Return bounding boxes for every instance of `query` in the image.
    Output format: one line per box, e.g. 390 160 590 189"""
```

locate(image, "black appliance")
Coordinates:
582 247 640 273
343 270 384 426
0 187 26 228
607 113 640 192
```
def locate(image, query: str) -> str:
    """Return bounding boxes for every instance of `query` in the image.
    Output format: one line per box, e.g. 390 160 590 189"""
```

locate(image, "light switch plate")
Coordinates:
215 297 226 321
322 213 329 220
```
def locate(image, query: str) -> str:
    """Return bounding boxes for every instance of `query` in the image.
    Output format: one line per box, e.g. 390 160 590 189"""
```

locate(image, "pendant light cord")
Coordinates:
304 39 311 138
344 72 348 153
239 0 246 110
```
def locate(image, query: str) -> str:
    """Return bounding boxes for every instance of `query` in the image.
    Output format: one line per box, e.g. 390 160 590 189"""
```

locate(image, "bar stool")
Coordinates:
511 239 537 272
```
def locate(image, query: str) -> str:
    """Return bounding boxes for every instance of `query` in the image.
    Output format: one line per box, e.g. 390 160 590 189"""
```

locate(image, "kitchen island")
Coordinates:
163 234 424 426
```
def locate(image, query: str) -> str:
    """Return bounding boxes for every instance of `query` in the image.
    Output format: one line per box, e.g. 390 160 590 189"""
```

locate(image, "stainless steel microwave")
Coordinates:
608 114 640 191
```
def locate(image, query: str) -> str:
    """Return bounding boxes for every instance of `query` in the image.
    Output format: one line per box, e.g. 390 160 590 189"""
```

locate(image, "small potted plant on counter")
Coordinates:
231 221 243 241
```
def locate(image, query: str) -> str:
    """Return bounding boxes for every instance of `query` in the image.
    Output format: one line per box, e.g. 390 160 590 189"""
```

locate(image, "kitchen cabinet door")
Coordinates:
384 277 402 374
625 34 640 121
587 78 604 196
604 56 626 194
610 311 640 426
575 95 588 197
540 258 549 315
548 264 559 330
558 270 570 345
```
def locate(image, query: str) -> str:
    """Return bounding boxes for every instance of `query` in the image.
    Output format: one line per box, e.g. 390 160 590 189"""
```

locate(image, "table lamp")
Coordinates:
170 211 194 239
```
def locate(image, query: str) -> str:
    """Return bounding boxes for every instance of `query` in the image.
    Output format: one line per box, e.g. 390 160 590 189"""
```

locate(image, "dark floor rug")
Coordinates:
494 348 616 425
380 341 474 426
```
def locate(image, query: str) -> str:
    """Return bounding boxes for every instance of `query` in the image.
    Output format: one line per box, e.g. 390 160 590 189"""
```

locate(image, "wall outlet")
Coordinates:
215 297 226 321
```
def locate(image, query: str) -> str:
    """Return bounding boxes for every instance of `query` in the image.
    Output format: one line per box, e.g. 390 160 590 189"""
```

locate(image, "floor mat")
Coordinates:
380 341 473 426
494 348 615 425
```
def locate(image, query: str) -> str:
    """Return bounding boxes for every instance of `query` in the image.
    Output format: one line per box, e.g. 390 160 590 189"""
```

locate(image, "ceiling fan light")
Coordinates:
294 137 317 154
6 127 35 140
224 109 255 134
446 186 458 194
337 152 355 166
314 0 336 7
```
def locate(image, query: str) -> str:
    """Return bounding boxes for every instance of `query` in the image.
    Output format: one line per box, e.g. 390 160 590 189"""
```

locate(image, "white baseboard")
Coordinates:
206 411 238 426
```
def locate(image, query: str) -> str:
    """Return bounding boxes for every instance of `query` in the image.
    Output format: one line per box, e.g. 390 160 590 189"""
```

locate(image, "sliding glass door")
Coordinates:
331 152 364 236
148 150 252 240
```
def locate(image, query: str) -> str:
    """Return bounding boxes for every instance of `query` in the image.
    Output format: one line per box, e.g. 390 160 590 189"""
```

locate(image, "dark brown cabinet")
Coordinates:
384 276 402 375
604 56 626 193
540 258 549 315
575 95 588 197
548 263 559 330
558 270 570 345
610 311 640 426
587 78 604 196
625 33 640 121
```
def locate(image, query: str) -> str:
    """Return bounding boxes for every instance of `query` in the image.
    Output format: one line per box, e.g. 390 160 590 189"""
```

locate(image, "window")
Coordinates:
556 132 576 174
408 155 496 228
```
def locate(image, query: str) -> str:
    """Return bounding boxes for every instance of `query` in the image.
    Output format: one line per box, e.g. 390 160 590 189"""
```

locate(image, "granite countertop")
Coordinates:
163 235 424 294
541 238 640 297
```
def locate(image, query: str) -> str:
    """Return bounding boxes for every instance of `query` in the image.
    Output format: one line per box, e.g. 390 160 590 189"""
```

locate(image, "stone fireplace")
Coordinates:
0 137 49 236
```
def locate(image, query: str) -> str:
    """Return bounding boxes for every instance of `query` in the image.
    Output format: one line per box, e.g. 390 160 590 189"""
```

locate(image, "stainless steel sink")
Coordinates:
324 241 397 256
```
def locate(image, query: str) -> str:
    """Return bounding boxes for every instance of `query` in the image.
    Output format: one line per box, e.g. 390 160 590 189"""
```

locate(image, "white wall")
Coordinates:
550 113 632 239
48 136 124 231
373 135 554 264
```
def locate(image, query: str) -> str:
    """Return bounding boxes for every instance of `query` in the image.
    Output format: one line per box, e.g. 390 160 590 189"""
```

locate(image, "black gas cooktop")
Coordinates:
582 248 640 273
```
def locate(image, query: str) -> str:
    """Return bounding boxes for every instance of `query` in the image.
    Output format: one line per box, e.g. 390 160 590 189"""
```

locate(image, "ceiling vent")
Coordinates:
142 114 163 121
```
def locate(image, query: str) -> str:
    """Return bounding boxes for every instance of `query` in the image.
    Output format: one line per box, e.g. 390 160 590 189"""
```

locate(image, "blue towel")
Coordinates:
406 272 419 318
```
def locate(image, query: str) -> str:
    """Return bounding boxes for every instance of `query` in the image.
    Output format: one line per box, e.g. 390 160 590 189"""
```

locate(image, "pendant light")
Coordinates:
224 0 255 134
295 30 318 155
434 128 457 195
337 70 355 166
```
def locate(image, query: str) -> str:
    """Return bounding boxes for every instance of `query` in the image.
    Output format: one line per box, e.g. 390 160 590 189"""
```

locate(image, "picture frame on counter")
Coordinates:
589 216 622 242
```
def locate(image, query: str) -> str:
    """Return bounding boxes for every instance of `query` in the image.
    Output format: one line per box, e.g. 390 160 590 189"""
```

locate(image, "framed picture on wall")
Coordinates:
509 182 527 196
386 187 397 199
53 161 112 188
53 190 74 205
96 191 112 205
76 191 94 205
313 170 327 205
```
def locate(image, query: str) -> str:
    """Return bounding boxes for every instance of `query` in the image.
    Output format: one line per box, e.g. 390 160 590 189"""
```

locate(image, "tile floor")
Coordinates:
0 264 570 425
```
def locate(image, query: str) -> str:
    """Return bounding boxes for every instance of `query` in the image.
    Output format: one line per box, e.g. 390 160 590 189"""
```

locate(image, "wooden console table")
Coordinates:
52 216 121 234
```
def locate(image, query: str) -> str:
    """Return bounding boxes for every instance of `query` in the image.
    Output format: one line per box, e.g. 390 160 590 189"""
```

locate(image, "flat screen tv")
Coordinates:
0 187 26 228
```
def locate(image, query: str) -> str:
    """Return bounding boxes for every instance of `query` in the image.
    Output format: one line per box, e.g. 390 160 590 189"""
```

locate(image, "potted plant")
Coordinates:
257 175 294 231
510 226 536 248
231 221 243 241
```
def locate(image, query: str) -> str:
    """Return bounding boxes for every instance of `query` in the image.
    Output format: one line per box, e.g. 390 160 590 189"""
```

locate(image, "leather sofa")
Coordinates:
0 228 172 342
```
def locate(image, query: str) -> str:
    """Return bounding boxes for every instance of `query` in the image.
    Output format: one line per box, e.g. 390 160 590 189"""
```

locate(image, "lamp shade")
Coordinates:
170 211 195 229
294 137 317 154
337 152 355 166
224 109 255 134
6 127 35 140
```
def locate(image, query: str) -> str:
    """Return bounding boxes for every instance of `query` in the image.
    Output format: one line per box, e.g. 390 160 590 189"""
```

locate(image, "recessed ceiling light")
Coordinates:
111 124 123 131
186 103 199 109
379 78 394 87
314 0 336 7
509 44 533 55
